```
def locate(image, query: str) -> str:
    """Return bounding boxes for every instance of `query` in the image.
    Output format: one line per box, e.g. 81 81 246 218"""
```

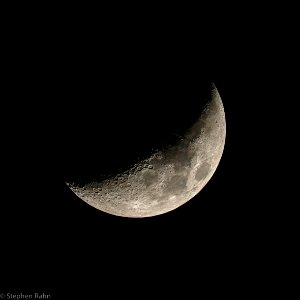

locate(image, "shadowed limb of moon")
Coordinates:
66 83 226 218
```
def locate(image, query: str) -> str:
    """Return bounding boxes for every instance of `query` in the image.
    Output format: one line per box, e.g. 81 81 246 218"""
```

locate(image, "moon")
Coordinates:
66 83 226 218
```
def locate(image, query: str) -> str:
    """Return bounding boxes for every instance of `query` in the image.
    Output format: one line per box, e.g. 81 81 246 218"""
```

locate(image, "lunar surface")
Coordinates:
66 83 226 218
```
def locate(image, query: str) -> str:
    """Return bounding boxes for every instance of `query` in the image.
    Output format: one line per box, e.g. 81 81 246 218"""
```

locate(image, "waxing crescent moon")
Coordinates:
66 83 226 218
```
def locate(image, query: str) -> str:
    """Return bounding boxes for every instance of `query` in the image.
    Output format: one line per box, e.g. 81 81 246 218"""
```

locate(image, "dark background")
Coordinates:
1 7 289 296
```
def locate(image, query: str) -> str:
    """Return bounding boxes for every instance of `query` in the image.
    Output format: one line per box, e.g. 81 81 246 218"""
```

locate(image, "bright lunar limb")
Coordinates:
66 83 226 218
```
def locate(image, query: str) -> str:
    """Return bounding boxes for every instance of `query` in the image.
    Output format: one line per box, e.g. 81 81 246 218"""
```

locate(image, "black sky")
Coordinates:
1 12 282 295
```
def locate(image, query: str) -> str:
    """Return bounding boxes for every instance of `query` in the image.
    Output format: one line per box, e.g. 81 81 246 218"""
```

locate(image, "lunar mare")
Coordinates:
66 83 226 218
